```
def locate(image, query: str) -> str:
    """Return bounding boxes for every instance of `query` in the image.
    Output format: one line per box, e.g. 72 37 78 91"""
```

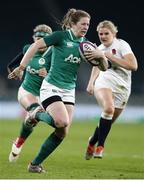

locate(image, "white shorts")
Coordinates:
94 73 131 109
40 80 75 105
18 86 40 103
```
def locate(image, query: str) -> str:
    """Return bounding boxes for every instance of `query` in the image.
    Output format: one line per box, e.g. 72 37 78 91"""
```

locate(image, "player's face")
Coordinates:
98 28 115 47
71 17 90 37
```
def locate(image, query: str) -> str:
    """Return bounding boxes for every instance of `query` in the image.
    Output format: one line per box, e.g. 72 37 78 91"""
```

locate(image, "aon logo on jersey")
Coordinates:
65 54 81 64
26 66 39 74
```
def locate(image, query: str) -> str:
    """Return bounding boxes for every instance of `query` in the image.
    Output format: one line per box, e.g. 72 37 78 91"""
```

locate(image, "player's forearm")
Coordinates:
20 39 47 68
20 44 38 68
105 52 137 71
110 56 137 71
89 66 100 83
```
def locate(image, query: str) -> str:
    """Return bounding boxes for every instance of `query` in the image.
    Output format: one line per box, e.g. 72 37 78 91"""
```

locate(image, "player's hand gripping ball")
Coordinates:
79 41 108 71
79 41 99 66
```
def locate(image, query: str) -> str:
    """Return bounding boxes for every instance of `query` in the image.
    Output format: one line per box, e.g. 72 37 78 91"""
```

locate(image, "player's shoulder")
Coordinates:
115 38 132 53
49 30 66 40
52 30 67 36
116 38 130 46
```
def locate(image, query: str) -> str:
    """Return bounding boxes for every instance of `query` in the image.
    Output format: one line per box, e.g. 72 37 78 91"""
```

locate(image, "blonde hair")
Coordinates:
33 24 52 34
61 8 90 30
97 20 118 35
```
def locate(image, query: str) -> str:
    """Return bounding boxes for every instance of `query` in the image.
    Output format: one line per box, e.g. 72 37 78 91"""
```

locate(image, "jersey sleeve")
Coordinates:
120 40 133 56
43 31 64 46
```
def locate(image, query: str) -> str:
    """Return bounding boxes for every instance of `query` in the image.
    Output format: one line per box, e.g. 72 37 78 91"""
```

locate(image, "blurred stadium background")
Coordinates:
0 0 144 121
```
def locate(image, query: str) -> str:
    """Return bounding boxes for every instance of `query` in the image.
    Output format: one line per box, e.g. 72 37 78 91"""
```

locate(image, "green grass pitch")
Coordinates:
0 119 144 179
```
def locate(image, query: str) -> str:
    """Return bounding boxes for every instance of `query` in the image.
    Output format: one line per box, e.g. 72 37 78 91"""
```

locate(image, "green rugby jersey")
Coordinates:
21 44 52 96
43 30 87 89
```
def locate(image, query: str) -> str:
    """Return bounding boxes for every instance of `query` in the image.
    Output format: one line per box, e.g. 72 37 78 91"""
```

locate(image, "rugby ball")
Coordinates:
79 41 100 66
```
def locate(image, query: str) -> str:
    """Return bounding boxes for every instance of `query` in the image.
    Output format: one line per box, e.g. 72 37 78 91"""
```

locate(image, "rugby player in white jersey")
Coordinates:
85 20 138 160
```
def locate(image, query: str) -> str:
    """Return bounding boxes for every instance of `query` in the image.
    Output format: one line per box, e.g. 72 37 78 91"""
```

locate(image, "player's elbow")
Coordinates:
131 57 138 71
132 66 138 71
131 62 138 71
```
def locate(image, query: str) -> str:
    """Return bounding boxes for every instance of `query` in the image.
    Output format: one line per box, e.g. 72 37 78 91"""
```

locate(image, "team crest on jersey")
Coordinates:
39 58 45 65
66 42 74 47
112 49 116 54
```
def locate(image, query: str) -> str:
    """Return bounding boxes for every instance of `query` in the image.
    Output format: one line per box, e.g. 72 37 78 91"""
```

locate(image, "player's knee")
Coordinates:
104 106 114 115
55 119 69 128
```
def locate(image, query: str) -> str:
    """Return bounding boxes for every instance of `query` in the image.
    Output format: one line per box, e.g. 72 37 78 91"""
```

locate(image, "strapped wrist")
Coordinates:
19 64 25 71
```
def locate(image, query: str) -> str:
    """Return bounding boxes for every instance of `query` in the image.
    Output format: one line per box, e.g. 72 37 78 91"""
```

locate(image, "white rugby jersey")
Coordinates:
98 38 133 90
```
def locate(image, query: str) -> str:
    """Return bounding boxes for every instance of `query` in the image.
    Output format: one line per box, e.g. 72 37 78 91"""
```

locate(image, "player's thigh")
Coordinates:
65 104 74 125
54 104 74 137
18 86 39 109
94 88 114 108
46 101 69 125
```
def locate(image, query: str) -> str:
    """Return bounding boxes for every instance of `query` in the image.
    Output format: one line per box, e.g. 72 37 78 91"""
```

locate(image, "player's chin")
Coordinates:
80 32 87 37
102 41 109 47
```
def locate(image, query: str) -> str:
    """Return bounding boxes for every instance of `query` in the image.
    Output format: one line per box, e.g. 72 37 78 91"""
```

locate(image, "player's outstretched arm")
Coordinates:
7 52 23 73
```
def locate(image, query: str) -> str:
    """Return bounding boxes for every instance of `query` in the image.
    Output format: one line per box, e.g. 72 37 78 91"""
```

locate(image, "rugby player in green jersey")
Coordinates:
8 9 108 173
8 24 53 163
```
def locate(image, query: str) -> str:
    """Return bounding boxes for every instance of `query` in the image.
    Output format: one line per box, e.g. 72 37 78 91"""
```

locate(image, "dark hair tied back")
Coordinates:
62 8 90 30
